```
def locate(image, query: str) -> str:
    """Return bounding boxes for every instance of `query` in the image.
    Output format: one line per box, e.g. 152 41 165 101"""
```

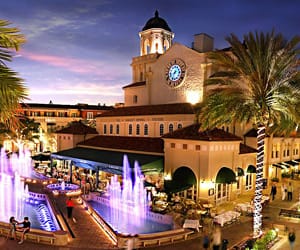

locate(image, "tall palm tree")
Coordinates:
0 19 28 130
198 31 300 237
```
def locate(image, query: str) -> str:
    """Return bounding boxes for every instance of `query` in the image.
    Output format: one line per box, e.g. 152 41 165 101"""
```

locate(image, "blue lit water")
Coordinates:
88 200 173 234
14 201 58 232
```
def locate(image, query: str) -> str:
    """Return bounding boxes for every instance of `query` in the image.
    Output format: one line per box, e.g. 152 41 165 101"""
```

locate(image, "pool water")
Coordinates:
88 200 173 234
2 201 58 232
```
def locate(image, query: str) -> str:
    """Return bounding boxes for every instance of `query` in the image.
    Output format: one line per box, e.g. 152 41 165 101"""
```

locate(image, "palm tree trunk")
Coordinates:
253 125 265 237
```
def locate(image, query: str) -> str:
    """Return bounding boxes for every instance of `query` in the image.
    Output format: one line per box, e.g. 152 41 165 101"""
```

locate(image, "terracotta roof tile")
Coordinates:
122 81 146 89
162 123 242 141
239 143 257 154
97 103 195 117
56 121 98 135
78 135 164 154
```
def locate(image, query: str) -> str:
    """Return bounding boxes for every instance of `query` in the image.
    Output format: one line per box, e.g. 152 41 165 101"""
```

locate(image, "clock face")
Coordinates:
166 59 186 88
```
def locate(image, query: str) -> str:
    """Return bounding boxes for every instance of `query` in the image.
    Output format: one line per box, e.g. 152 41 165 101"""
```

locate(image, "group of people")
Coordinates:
270 182 294 201
6 216 31 244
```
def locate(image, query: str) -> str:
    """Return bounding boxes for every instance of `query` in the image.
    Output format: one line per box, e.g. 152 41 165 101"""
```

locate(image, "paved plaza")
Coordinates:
1 180 300 250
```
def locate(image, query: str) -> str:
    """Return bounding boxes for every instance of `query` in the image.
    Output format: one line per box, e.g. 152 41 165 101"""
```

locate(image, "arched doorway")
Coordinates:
164 166 197 199
245 164 256 190
215 167 236 204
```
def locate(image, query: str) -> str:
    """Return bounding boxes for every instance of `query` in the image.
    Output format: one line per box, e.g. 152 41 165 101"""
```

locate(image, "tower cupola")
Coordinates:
139 10 174 56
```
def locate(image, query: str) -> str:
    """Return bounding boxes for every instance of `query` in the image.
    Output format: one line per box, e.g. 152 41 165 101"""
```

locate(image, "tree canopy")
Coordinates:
0 20 28 130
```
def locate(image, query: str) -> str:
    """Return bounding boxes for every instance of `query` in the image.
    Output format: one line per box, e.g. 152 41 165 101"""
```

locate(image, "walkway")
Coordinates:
1 180 300 249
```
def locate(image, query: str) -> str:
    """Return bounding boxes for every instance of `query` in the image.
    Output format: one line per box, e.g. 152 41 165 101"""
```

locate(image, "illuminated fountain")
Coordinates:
108 156 148 226
0 145 31 222
87 155 173 234
0 145 59 231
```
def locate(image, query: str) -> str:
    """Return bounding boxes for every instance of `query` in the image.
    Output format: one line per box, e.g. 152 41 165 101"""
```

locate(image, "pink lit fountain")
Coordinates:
0 144 31 222
107 155 148 227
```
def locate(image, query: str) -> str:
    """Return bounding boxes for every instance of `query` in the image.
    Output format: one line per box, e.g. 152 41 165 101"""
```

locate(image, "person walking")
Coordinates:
281 183 287 201
288 228 296 250
66 197 75 218
17 217 31 244
287 182 293 201
6 216 18 240
270 183 277 201
212 226 222 250
202 230 210 250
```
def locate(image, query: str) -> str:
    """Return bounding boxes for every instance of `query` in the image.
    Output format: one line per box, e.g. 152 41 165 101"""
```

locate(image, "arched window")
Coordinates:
128 124 133 135
116 124 120 135
136 124 140 135
144 124 148 136
144 39 150 55
178 123 182 129
159 124 164 136
163 40 169 52
103 124 107 134
109 124 113 134
169 124 174 133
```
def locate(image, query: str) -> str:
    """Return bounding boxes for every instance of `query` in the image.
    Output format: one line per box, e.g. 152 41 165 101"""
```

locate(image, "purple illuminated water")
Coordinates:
107 155 148 222
88 155 173 234
0 145 31 222
0 145 58 231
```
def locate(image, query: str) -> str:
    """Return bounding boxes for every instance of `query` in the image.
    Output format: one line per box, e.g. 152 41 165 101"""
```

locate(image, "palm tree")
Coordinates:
0 19 28 129
198 31 300 237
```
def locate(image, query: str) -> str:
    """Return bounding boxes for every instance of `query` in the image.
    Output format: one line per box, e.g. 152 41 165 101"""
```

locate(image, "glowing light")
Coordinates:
186 90 200 104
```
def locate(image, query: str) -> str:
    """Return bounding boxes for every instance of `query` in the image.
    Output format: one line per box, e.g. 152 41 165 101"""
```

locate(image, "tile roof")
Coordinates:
97 103 195 117
78 135 164 154
55 121 98 135
239 143 257 154
244 128 257 137
122 81 146 89
20 102 113 110
162 123 242 141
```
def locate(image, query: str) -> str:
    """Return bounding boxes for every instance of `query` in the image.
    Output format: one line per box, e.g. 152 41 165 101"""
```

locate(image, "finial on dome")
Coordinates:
155 10 159 17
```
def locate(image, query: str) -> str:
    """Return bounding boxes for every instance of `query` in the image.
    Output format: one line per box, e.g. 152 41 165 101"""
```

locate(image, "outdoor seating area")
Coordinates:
213 210 241 227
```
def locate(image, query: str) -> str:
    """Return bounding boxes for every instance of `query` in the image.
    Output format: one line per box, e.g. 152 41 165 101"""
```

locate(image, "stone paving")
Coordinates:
1 179 300 249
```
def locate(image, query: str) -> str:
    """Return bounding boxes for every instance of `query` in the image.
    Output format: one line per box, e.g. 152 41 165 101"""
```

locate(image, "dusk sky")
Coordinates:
1 0 299 106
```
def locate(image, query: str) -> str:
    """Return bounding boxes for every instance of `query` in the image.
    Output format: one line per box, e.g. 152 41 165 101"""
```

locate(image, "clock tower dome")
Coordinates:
139 10 174 56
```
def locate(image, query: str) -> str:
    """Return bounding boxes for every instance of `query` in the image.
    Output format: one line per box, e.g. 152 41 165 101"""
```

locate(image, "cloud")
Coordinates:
18 49 128 79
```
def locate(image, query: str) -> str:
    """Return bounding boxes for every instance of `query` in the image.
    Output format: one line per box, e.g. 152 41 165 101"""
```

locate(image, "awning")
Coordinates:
272 163 289 169
273 163 284 169
141 159 163 174
164 180 193 194
285 161 299 166
32 153 51 162
237 167 244 176
246 165 256 173
51 147 163 175
294 159 300 163
164 167 196 194
216 167 236 184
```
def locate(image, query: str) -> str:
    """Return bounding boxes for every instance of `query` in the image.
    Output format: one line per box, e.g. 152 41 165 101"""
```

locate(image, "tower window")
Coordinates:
169 124 174 133
144 124 148 135
128 124 133 135
133 95 138 104
159 124 164 136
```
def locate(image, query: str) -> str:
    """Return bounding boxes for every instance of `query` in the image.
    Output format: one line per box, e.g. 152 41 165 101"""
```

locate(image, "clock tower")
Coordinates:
139 10 174 56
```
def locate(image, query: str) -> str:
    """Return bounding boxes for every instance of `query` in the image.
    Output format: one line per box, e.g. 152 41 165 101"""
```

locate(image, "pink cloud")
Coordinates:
19 49 107 76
